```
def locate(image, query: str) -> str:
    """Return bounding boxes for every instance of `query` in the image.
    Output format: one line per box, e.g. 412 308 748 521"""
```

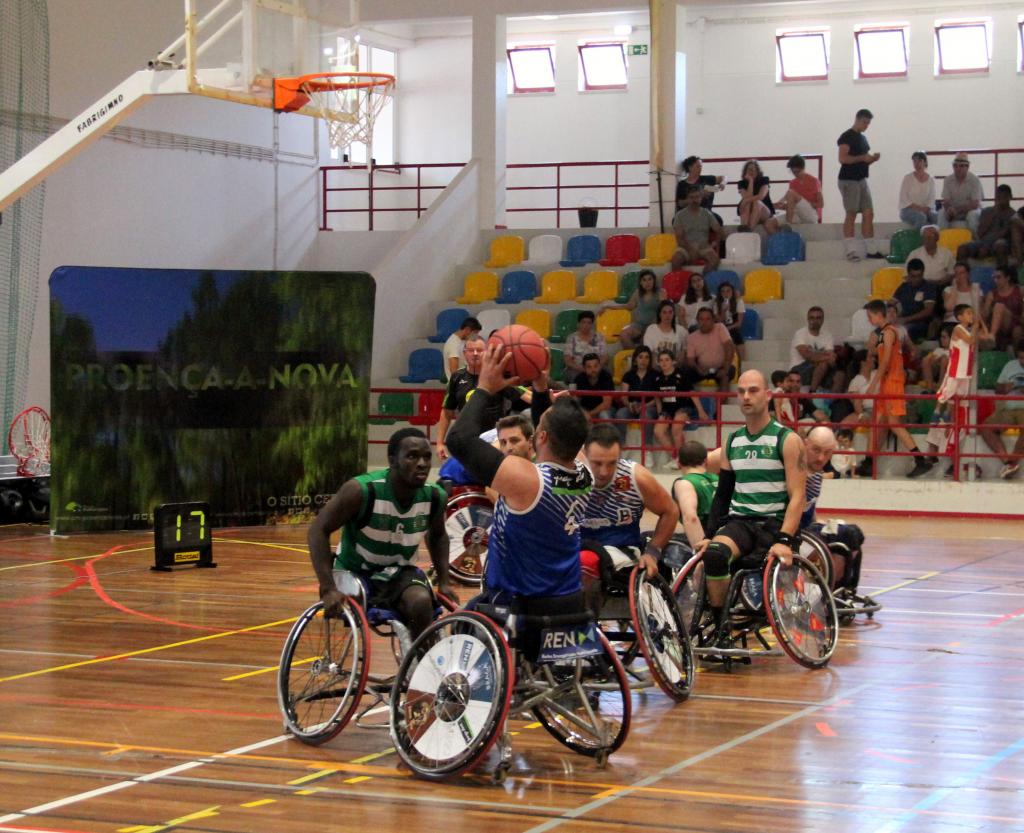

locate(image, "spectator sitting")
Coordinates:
564 310 607 377
680 272 714 332
898 151 938 230
978 340 1024 480
982 267 1024 351
652 349 706 463
907 225 954 286
790 306 838 391
942 261 982 325
939 152 984 234
615 345 658 444
443 316 482 380
643 299 687 360
736 159 780 234
777 369 828 433
892 258 938 343
676 155 725 226
572 353 615 421
781 154 823 225
920 324 953 392
847 304 874 351
840 349 876 429
958 185 1022 270
685 307 736 391
714 281 746 361
670 183 722 272
598 269 662 350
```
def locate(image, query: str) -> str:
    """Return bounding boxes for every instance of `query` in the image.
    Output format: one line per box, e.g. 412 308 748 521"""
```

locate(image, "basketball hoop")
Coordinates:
274 72 395 150
8 406 51 477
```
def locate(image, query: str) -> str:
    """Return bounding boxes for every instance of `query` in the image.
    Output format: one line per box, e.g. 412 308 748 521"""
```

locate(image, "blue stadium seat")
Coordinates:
971 265 996 296
739 307 763 341
426 307 469 343
495 270 538 304
762 231 805 265
703 269 741 295
560 234 602 267
399 348 444 383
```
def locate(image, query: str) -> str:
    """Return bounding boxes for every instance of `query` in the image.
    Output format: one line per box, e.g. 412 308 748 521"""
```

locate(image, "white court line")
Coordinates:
877 609 1002 618
859 587 1024 598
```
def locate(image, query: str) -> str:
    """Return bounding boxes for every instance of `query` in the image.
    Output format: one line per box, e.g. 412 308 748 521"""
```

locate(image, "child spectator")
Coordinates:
680 273 714 332
920 324 952 393
714 281 746 361
832 428 857 478
652 349 706 465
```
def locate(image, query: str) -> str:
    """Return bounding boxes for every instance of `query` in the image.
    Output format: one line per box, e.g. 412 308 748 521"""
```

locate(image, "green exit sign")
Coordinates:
630 44 648 56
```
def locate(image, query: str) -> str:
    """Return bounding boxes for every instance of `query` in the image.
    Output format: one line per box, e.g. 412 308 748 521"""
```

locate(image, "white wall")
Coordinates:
682 1 1024 224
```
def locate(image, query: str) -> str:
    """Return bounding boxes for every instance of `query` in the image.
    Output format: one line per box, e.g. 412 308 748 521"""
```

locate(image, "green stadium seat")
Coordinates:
550 308 583 343
978 351 1012 390
887 228 922 264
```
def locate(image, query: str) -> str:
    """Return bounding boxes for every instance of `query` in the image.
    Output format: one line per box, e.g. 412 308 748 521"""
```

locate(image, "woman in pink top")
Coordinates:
782 154 823 225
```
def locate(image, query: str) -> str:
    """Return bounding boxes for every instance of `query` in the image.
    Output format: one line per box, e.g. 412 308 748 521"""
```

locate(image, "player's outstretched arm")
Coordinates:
308 479 363 616
672 479 706 548
768 431 807 566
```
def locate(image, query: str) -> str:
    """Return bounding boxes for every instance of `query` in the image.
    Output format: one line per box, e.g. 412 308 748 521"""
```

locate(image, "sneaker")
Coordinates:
845 250 862 262
1000 462 1020 479
866 251 887 259
906 457 935 479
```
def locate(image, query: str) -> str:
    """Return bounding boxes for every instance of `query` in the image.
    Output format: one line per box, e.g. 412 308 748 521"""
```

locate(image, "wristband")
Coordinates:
775 532 799 549
643 543 662 562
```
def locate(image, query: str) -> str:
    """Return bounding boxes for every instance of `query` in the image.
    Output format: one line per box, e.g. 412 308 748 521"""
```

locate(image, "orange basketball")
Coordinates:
488 324 549 383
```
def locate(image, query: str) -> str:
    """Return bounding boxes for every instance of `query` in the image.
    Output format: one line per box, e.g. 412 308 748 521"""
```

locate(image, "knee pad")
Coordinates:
703 541 733 580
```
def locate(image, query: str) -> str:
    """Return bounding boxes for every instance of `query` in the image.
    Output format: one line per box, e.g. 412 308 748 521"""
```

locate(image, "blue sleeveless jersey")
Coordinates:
486 460 593 598
581 458 645 549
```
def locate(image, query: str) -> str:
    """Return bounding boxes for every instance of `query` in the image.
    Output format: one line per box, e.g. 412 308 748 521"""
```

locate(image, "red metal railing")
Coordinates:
925 147 1024 205
693 154 825 220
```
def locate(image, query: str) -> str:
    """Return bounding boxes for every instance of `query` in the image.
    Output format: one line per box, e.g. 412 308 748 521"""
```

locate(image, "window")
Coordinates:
935 20 991 75
776 30 830 82
1018 19 1024 73
328 43 396 166
578 42 628 90
855 26 908 78
507 46 555 94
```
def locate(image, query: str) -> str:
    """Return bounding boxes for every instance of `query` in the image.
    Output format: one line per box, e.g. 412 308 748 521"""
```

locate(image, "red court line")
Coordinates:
984 606 1024 627
0 692 276 719
815 722 836 737
819 507 1024 521
0 826 99 833
0 565 89 608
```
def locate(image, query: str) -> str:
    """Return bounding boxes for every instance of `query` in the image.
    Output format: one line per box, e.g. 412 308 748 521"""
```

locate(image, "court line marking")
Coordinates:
211 538 307 553
0 545 153 572
0 648 266 671
869 571 940 597
240 799 276 808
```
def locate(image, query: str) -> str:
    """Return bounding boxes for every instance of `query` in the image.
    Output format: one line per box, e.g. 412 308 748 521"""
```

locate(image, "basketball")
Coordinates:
488 324 549 383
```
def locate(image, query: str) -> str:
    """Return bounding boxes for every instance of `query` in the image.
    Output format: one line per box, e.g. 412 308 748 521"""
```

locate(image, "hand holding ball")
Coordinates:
487 324 550 383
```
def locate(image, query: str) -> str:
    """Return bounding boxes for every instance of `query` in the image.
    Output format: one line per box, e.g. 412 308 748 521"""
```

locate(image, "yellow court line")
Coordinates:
870 571 940 597
240 799 276 808
294 788 321 796
0 616 299 684
213 537 308 554
0 544 153 572
287 769 337 786
350 747 396 764
344 776 372 784
118 827 148 833
223 656 316 682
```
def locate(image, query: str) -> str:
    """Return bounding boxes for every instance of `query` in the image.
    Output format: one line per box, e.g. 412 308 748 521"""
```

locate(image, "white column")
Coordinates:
649 0 688 231
471 12 506 229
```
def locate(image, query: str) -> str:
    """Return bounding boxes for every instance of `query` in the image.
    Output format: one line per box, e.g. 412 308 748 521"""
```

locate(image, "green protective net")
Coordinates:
1 0 49 433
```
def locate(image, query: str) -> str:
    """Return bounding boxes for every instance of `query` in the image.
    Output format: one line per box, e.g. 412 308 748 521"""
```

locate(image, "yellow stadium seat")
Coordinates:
869 266 904 301
536 270 577 304
484 235 525 268
938 227 972 257
743 268 783 303
613 348 634 384
515 308 552 339
638 233 676 266
597 308 633 342
456 271 499 304
577 270 619 303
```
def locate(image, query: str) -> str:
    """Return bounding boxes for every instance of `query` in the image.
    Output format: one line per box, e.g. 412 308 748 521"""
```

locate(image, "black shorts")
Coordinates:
715 516 782 564
361 565 432 612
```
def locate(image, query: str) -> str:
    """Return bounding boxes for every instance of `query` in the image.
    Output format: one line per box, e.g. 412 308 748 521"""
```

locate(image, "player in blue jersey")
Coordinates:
445 344 593 605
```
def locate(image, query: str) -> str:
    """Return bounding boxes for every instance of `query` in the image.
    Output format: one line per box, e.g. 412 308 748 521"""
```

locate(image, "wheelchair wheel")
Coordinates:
444 488 492 586
798 529 834 588
389 611 513 780
532 630 632 757
629 567 694 701
277 600 371 745
763 554 839 669
671 554 708 644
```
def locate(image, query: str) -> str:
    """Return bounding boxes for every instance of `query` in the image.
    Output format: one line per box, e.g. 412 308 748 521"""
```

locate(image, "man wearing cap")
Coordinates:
939 153 984 235
907 225 954 285
836 108 884 261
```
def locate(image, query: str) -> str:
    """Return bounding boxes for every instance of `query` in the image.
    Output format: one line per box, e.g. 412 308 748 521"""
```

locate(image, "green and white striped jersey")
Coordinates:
333 471 443 581
725 419 792 521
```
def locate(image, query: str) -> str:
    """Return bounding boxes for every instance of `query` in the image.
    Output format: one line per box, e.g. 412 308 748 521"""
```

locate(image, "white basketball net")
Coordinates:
302 75 394 151
8 406 51 477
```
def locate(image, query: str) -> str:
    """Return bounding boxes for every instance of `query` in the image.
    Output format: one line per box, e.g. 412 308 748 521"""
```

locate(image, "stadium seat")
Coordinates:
887 228 922 264
638 233 676 266
399 349 444 383
743 268 783 303
616 270 640 303
723 232 761 264
535 270 577 304
496 270 538 304
549 348 567 382
739 307 763 341
560 234 602 267
426 307 470 343
661 270 692 303
515 308 552 339
970 265 996 296
613 348 634 384
762 231 805 265
372 392 414 425
524 234 563 265
410 390 444 426
869 267 904 301
938 228 972 256
597 309 632 342
703 269 740 295
485 235 525 268
978 351 1012 389
476 308 510 337
456 271 499 304
550 308 582 343
600 234 641 267
577 270 618 303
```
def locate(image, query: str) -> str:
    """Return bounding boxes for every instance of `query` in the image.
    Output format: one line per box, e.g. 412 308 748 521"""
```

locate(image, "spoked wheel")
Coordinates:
532 631 632 757
389 611 513 780
798 530 834 589
629 567 695 701
763 554 839 669
278 600 371 745
444 489 493 585
672 555 711 647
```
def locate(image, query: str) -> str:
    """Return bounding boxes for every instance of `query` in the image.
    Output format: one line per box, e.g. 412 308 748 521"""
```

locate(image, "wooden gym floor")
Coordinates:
0 516 1022 833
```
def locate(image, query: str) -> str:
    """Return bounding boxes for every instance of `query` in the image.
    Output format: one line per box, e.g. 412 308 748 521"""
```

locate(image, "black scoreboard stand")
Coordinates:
152 502 216 571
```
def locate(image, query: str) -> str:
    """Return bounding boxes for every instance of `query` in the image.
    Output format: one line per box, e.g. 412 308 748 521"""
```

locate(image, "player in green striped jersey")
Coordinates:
695 370 806 640
309 428 454 639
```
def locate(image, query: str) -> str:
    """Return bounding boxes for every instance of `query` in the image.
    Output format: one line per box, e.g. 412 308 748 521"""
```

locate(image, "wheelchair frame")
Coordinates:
798 528 882 624
443 485 490 586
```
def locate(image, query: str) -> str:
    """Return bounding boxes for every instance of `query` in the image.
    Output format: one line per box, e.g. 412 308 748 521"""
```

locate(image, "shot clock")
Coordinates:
152 502 216 571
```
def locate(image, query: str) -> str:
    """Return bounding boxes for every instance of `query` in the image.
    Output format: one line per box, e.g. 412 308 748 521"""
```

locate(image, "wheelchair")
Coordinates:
800 524 882 624
277 570 456 745
388 594 632 782
442 482 492 586
671 542 839 671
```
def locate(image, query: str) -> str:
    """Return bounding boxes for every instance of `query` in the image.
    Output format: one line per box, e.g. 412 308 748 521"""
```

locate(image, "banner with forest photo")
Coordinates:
49 267 375 533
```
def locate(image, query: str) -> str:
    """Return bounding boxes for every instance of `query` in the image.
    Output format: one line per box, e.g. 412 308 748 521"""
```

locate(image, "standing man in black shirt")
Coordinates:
837 108 884 262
